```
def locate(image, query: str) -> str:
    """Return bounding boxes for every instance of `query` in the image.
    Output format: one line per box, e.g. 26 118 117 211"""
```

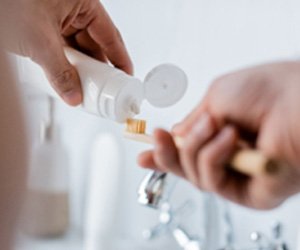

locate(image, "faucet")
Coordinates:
138 170 202 250
173 226 202 250
249 222 288 250
141 200 202 250
138 171 177 209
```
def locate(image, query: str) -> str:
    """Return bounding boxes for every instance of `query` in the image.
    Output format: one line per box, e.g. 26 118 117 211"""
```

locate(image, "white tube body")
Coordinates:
65 48 143 122
17 48 144 123
17 48 188 122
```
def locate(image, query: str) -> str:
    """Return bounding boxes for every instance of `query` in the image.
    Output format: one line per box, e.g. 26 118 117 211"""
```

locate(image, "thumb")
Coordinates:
33 36 82 106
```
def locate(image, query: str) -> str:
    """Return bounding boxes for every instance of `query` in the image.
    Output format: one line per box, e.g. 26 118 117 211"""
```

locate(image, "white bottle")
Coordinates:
17 47 188 123
84 133 124 250
21 121 70 237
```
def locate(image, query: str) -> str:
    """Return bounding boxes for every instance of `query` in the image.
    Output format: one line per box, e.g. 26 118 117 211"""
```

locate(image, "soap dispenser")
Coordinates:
21 98 70 237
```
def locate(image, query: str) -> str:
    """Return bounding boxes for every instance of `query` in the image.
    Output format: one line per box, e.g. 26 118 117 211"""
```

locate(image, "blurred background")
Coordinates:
14 0 300 249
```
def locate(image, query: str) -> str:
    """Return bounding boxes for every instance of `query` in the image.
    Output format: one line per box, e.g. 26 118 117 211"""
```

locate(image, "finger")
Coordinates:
62 26 79 37
138 150 161 171
152 129 185 178
172 99 209 136
87 2 133 74
75 29 107 62
33 29 82 106
179 113 215 186
197 126 249 203
62 5 95 36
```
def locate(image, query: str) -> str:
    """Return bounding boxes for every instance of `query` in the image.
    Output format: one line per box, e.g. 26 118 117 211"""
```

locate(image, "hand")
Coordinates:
138 62 300 209
0 0 133 105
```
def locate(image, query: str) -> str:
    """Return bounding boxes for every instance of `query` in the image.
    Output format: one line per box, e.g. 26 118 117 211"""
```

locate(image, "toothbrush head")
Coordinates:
123 118 153 144
126 118 147 134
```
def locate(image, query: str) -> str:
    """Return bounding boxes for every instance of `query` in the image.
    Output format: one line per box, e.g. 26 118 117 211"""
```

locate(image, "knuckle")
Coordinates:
73 13 93 29
209 73 235 96
206 76 227 104
51 67 76 93
210 75 227 92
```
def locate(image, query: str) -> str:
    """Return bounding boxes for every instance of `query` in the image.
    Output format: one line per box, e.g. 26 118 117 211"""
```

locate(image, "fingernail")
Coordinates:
172 123 183 134
191 113 211 135
62 89 82 106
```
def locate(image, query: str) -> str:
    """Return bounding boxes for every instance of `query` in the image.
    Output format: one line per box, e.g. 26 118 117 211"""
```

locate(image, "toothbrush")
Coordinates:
124 118 282 177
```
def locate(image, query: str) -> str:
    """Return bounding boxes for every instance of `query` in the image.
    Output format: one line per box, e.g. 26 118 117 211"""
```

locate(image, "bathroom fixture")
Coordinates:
249 222 288 250
22 97 70 237
222 202 235 250
142 200 202 250
173 226 201 250
138 171 171 209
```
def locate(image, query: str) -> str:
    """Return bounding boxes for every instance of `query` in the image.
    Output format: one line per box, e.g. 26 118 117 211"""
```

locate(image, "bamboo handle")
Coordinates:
124 132 281 176
229 149 280 176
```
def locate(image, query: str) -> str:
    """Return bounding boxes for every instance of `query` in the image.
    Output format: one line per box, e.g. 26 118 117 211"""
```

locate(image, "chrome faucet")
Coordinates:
249 223 288 250
138 171 177 209
138 170 202 250
173 226 202 250
141 200 202 250
138 171 167 208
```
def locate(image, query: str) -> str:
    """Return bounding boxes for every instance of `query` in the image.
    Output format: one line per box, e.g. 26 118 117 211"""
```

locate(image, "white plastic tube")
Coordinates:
18 48 143 122
17 48 188 123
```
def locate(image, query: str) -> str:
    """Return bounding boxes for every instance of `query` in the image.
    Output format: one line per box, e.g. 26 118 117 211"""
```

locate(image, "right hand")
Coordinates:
0 0 133 106
139 61 300 209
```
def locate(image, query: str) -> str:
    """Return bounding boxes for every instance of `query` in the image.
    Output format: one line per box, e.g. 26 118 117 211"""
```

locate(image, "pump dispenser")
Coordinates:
18 47 188 122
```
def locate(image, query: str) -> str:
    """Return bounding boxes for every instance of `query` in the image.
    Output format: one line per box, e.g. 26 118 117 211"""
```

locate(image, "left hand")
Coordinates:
0 0 133 106
138 61 300 210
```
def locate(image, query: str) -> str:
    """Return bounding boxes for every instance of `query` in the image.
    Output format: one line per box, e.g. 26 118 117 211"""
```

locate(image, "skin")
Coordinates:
0 50 28 250
0 0 133 106
139 61 300 210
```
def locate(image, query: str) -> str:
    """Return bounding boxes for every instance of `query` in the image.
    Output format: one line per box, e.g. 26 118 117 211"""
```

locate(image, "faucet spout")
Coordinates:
138 171 167 208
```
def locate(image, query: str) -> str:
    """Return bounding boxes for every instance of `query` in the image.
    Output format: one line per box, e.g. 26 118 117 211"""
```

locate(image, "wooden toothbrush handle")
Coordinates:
124 132 281 176
175 137 281 176
229 149 280 176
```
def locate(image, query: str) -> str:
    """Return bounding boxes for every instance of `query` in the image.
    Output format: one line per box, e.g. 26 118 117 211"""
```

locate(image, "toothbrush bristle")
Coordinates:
126 118 146 134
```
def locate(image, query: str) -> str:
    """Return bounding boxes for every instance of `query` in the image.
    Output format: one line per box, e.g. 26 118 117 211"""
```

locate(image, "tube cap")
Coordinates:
144 64 188 107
